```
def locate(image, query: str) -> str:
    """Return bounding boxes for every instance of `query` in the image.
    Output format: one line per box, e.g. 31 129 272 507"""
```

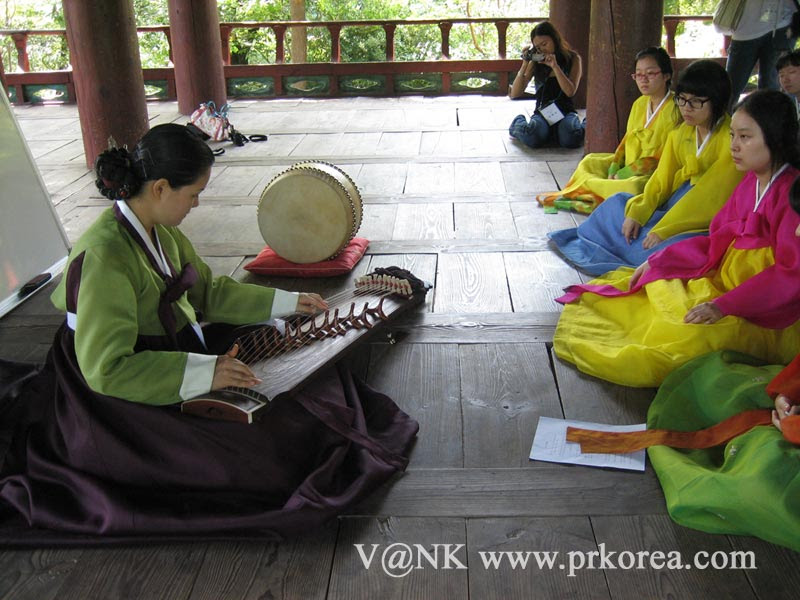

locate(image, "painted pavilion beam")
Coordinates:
62 0 149 168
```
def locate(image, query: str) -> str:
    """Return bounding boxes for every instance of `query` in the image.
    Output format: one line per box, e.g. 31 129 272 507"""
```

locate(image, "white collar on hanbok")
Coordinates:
115 200 172 278
754 163 789 212
695 120 718 157
645 91 672 128
114 200 207 349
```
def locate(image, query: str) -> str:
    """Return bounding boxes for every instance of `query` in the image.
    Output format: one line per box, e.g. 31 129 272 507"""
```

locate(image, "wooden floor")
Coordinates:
1 95 799 599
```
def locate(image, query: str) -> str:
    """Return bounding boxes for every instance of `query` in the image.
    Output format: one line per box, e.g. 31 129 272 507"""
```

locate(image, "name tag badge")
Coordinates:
540 102 565 125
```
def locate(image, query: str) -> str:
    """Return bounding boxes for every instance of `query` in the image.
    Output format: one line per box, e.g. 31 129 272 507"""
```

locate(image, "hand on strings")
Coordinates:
629 261 651 289
641 232 663 250
621 217 641 244
295 292 328 315
211 343 261 390
683 302 723 325
772 394 800 432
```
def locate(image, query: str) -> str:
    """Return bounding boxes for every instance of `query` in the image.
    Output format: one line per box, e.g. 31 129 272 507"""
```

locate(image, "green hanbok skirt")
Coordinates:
648 350 800 552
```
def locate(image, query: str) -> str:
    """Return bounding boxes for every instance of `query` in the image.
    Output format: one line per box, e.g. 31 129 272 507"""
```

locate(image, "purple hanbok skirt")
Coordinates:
0 323 418 544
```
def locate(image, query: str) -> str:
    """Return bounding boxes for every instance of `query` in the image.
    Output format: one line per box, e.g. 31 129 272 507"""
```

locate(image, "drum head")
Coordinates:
290 161 363 232
258 163 361 263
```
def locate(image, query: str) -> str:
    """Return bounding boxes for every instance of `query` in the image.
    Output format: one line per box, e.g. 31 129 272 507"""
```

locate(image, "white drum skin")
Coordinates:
257 162 362 263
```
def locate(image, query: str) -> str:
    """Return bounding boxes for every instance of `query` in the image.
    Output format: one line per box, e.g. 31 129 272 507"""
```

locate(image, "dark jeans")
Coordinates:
509 112 585 149
726 25 797 106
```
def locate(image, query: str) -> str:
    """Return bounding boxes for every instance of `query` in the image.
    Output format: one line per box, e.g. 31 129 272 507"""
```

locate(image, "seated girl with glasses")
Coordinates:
508 21 585 149
537 47 681 214
553 90 800 388
548 60 743 275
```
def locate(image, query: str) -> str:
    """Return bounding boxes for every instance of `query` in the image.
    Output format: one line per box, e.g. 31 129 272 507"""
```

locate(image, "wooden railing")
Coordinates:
0 15 720 104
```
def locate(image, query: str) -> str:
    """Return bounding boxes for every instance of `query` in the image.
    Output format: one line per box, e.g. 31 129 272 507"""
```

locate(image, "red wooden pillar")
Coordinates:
549 0 591 109
384 24 396 61
62 0 149 168
220 24 232 65
167 0 226 115
273 25 287 65
329 24 342 63
496 20 509 59
663 17 679 57
11 33 30 71
586 0 664 153
439 22 452 59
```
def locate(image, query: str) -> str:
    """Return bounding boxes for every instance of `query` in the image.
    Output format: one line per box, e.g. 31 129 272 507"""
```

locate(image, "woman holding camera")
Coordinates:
508 21 585 149
549 60 742 276
537 47 681 214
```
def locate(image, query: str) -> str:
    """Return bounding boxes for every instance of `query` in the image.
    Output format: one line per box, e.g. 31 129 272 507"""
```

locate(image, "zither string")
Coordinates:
234 287 396 364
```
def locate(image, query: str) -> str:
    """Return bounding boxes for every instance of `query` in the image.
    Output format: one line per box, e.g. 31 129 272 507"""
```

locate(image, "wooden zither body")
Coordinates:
181 267 431 422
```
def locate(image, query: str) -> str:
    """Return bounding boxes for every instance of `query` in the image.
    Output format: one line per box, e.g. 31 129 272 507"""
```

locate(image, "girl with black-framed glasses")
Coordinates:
549 59 743 276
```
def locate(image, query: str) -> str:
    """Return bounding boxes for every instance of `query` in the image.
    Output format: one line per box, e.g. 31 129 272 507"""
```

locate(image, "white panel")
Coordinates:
0 91 70 318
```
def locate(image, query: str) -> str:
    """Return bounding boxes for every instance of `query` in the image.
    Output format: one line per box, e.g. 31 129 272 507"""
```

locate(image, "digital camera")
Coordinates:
522 48 545 62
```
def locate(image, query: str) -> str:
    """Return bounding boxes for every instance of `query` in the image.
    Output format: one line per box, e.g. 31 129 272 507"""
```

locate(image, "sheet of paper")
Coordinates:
529 416 647 472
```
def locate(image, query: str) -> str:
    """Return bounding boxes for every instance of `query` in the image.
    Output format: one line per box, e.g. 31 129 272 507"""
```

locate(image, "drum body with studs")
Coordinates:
257 161 362 263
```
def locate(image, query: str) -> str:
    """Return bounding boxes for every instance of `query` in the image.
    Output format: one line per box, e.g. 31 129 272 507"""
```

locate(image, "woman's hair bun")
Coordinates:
94 147 142 201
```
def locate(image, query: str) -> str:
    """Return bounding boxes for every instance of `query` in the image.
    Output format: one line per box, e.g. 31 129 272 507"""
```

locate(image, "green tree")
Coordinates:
2 0 67 72
664 0 718 15
134 0 170 68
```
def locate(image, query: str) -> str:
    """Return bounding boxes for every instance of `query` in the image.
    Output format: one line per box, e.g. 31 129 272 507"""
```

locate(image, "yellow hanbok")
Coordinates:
538 93 681 212
554 168 800 387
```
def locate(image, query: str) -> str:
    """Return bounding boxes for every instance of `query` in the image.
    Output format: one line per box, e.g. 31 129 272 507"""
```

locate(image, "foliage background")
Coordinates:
2 0 721 73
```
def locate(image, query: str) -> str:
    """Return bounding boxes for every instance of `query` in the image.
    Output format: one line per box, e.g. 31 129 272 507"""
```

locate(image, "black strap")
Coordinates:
229 126 268 146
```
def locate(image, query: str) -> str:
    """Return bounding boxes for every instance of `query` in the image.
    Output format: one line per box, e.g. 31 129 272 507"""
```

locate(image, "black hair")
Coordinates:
634 46 673 88
530 21 574 84
733 89 800 171
94 123 215 201
777 49 800 71
674 59 732 127
790 176 800 216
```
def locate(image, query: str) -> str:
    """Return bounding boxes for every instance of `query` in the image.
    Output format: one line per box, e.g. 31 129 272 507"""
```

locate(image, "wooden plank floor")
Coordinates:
2 95 800 599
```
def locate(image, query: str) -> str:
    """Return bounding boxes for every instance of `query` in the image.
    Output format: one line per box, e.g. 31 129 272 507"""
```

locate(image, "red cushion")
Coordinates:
244 237 369 277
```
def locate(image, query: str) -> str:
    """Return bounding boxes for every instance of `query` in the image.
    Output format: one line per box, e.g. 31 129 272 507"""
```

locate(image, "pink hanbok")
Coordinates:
553 166 800 387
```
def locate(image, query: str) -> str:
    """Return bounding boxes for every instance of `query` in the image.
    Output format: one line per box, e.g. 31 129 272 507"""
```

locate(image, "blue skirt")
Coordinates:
548 181 703 275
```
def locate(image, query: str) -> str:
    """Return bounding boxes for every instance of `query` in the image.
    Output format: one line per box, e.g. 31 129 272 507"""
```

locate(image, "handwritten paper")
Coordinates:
529 417 647 472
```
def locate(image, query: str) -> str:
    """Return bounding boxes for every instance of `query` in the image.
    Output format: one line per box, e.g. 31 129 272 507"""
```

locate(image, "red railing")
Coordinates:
0 15 721 103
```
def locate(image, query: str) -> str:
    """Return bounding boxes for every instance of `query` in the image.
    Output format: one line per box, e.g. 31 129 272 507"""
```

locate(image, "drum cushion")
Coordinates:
244 237 369 277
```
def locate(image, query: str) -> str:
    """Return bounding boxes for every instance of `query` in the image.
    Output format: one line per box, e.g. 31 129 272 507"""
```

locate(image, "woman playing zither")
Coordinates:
0 124 418 539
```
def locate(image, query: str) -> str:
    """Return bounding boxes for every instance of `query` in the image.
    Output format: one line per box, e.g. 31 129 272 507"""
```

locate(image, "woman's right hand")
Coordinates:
296 292 328 315
621 217 641 244
211 344 261 390
629 261 650 289
772 394 800 432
